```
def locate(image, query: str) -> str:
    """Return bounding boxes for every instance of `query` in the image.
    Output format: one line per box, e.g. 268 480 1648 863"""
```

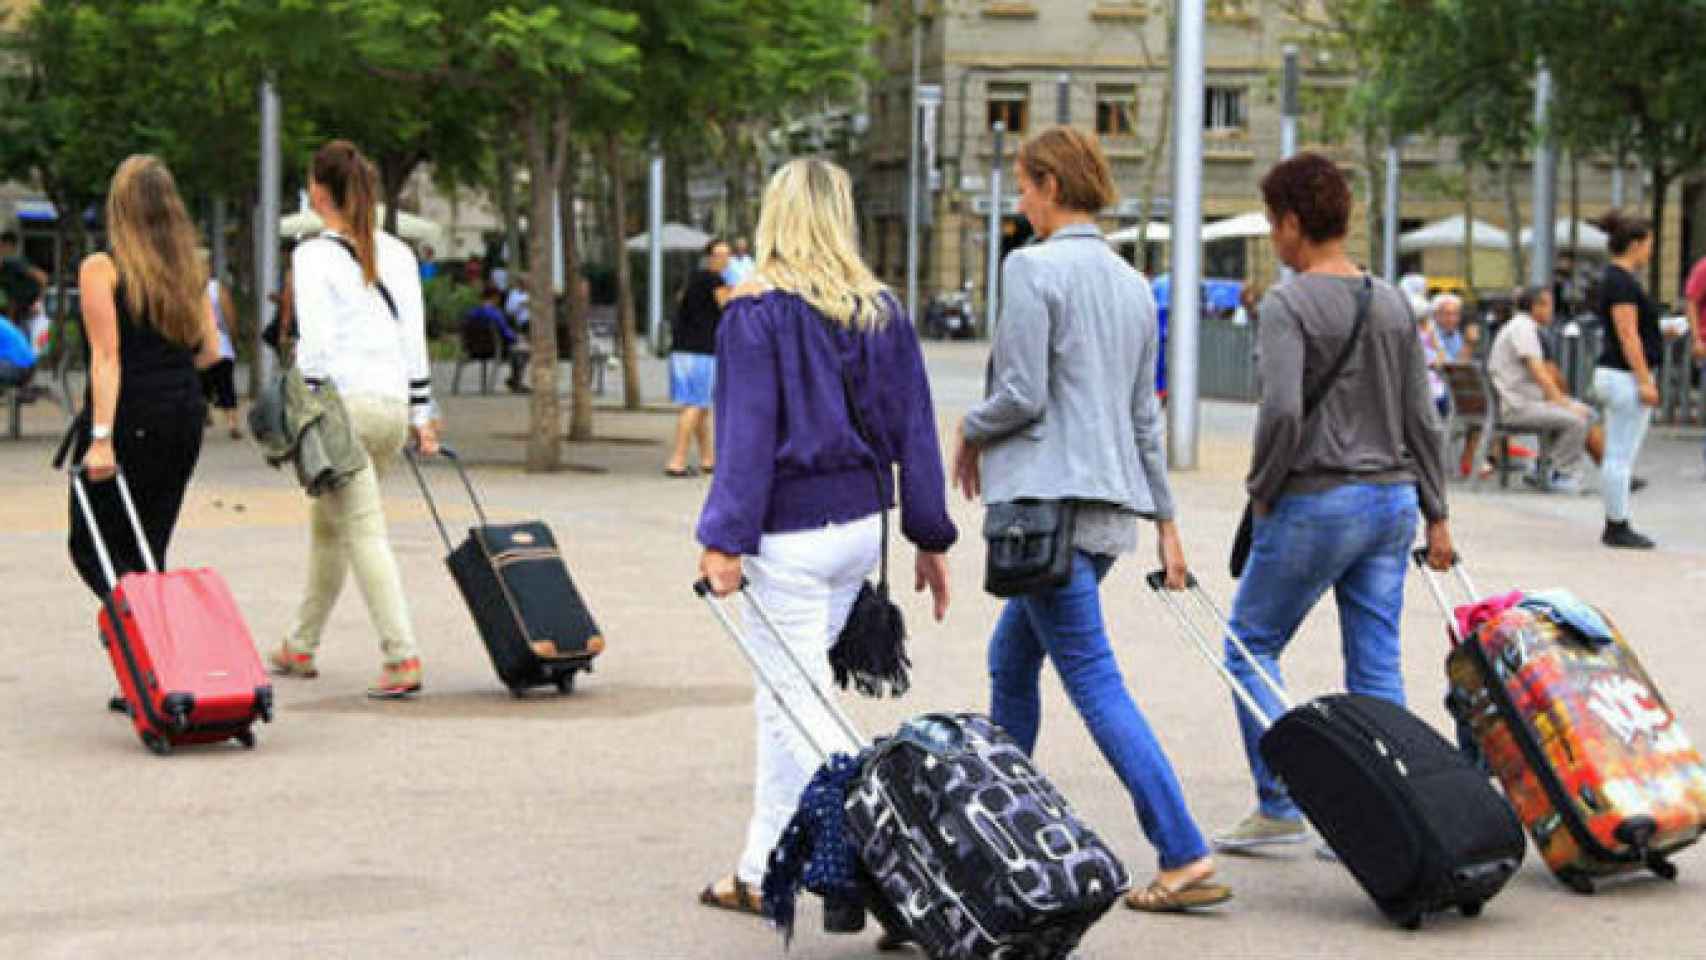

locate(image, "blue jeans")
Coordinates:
1226 483 1418 821
989 551 1211 870
1593 367 1652 523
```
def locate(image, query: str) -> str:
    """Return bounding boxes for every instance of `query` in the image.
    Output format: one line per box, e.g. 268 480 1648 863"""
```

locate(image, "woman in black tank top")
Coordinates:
67 156 222 599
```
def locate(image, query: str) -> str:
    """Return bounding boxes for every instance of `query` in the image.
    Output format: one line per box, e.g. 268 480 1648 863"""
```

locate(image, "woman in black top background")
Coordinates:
69 155 223 597
1592 210 1661 550
664 238 731 477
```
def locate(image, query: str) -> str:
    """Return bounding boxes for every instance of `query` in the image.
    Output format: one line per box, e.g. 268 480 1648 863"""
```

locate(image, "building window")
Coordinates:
1096 84 1138 137
1205 86 1247 134
987 82 1030 135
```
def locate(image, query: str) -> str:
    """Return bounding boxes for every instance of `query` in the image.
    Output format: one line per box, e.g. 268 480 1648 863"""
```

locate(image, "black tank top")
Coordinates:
84 276 204 425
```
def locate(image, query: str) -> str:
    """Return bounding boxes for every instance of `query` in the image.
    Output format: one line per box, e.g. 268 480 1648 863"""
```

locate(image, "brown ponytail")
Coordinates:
311 139 379 284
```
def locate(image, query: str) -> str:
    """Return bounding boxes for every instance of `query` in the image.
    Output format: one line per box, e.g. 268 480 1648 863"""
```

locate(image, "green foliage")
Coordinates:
422 274 479 340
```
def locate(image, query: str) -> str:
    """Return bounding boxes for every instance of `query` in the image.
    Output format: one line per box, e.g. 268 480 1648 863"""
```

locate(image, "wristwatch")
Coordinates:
90 423 113 442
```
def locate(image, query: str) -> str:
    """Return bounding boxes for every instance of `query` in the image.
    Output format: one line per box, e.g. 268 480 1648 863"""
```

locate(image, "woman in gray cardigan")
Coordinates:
952 127 1228 914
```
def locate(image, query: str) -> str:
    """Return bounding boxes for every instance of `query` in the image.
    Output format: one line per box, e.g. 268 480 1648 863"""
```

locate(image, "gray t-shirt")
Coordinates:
1073 502 1139 558
1248 274 1449 522
1488 313 1548 411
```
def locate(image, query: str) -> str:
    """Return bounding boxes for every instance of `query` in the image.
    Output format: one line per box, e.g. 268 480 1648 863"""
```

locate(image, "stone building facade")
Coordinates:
860 0 1687 312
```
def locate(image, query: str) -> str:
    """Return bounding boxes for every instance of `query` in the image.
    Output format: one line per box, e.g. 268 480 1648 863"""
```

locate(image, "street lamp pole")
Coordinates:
1384 139 1402 283
905 0 924 323
986 122 1005 339
1279 45 1300 282
1168 0 1205 471
256 79 281 384
647 143 665 356
1530 61 1558 288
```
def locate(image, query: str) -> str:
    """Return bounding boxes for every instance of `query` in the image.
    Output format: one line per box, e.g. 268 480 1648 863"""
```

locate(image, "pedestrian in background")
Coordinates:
67 155 224 601
723 236 756 287
665 238 731 478
1214 153 1453 856
1593 210 1662 549
952 126 1229 915
270 139 438 699
696 158 954 919
200 259 242 440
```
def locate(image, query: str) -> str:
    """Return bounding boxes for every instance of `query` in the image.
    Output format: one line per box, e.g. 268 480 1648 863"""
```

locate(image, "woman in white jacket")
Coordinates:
269 139 439 699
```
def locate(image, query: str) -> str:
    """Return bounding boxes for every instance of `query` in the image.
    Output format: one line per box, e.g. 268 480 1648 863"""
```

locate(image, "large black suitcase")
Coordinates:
1147 573 1525 929
409 449 603 696
696 579 1128 960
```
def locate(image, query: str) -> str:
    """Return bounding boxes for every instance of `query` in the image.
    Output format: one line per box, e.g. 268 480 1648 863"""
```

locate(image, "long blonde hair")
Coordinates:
754 159 891 330
105 155 206 348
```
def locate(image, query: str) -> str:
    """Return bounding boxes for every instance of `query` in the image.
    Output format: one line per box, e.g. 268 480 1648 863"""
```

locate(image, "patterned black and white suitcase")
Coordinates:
697 580 1128 960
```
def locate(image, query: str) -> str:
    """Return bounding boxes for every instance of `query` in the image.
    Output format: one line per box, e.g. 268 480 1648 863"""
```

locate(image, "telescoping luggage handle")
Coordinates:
694 578 867 761
67 465 159 595
403 446 490 552
1408 551 1480 646
1143 572 1294 733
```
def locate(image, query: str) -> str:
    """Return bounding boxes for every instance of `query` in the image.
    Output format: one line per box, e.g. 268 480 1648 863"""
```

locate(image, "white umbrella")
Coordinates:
1519 219 1609 255
626 223 714 252
1398 215 1513 253
1202 211 1271 243
282 205 446 250
1105 221 1171 245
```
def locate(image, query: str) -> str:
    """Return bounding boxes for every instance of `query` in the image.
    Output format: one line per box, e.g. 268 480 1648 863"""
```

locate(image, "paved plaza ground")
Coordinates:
3 343 1704 958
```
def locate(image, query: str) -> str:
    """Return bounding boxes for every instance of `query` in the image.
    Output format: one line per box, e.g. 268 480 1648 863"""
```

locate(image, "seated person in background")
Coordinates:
1488 287 1591 493
0 310 37 394
464 286 531 394
1430 292 1469 362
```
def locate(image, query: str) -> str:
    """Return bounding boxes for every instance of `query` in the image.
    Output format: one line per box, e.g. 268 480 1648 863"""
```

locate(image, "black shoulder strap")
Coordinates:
1302 274 1373 417
322 235 398 321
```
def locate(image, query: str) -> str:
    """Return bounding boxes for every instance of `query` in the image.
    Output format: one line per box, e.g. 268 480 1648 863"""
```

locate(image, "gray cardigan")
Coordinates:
962 224 1175 521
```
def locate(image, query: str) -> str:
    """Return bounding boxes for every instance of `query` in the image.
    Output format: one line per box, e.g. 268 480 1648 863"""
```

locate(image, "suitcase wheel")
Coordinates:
1649 858 1678 882
1398 911 1423 931
1557 869 1596 895
508 685 529 700
140 731 173 757
1458 900 1484 919
234 729 256 750
554 671 577 695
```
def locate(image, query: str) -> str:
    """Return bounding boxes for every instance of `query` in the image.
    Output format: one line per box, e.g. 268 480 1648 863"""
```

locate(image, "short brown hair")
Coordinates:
1017 127 1117 214
1597 209 1652 255
1260 153 1351 244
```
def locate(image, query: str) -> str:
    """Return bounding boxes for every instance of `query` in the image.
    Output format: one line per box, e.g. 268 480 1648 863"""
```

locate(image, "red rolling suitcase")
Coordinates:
1414 552 1706 893
71 469 273 756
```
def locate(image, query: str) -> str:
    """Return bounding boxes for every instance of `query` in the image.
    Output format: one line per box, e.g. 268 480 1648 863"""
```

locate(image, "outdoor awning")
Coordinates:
1398 215 1513 253
1202 211 1270 243
1105 221 1171 245
1519 219 1609 255
282 205 446 250
625 223 714 252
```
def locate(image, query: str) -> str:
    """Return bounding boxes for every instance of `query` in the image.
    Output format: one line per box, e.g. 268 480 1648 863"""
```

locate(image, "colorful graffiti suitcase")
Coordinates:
1415 552 1706 893
71 469 274 756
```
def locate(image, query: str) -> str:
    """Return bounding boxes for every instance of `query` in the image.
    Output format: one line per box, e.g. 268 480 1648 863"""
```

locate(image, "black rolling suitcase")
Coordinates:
1146 573 1525 929
696 579 1129 960
408 449 603 696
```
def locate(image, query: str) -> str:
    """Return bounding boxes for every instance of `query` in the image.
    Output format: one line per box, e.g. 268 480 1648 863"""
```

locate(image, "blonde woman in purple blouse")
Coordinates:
695 158 956 917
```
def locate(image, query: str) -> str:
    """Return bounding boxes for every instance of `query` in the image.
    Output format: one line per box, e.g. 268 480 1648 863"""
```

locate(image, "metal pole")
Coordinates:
1530 61 1558 289
1056 73 1071 125
646 144 665 355
256 79 281 384
905 0 924 324
986 122 1005 339
1383 140 1401 283
1280 46 1300 160
1611 165 1625 209
1279 45 1300 282
211 197 228 284
1168 0 1205 471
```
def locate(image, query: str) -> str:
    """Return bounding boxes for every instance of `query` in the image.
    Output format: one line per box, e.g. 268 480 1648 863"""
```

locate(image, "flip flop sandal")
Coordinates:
1124 878 1233 914
698 876 764 918
664 467 699 479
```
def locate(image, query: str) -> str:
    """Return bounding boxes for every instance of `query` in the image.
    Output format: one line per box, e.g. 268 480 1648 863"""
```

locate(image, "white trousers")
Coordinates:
735 515 881 884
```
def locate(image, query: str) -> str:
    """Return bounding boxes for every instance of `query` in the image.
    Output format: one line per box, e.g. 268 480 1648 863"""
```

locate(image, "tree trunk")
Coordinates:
1501 157 1526 287
608 135 643 410
48 216 70 366
1568 152 1581 272
496 147 524 279
524 106 565 473
1363 134 1382 272
234 198 261 401
379 155 418 236
1462 169 1476 295
1649 167 1670 295
1134 4 1174 274
562 145 595 442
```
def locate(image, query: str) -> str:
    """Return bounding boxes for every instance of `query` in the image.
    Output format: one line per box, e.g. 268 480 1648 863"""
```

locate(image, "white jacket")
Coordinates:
292 229 433 426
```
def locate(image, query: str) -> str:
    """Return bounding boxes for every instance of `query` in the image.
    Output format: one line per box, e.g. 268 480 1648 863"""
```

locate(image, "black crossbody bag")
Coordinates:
1230 274 1372 578
826 344 911 699
983 499 1079 598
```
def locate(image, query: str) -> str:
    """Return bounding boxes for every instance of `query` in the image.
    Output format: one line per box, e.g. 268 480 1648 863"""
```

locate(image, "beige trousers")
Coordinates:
287 395 418 663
